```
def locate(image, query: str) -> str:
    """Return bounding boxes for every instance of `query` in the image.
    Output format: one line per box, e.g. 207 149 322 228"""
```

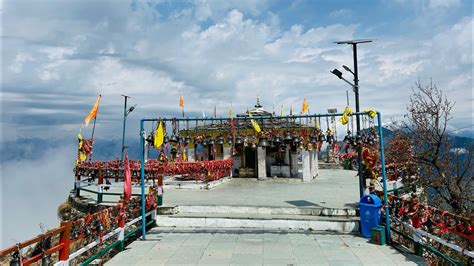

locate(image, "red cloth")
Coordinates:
123 152 132 201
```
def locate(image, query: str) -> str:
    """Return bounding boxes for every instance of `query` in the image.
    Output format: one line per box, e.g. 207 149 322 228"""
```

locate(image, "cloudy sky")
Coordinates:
1 0 473 247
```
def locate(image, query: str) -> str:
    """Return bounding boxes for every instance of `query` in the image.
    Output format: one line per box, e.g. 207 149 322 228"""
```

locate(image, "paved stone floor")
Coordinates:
82 169 359 209
107 228 426 265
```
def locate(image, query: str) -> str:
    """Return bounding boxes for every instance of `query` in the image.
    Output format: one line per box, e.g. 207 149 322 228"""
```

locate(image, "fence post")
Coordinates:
59 221 71 261
97 185 103 204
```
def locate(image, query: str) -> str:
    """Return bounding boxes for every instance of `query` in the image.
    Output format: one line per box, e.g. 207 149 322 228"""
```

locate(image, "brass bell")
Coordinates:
146 133 154 144
10 251 20 266
292 135 300 144
251 141 257 149
258 136 269 147
169 134 178 144
217 135 224 145
235 135 243 145
298 141 304 149
227 135 233 145
208 137 215 145
272 135 281 145
284 132 293 143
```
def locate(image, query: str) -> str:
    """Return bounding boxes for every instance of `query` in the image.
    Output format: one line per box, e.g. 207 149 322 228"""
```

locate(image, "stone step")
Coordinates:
157 205 357 217
156 212 359 233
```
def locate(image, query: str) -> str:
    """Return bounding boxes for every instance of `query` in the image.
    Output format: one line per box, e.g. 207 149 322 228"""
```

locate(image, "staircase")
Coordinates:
156 205 359 233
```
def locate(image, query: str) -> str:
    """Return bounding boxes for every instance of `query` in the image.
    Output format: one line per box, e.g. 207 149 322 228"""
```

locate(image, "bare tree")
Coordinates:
397 81 473 215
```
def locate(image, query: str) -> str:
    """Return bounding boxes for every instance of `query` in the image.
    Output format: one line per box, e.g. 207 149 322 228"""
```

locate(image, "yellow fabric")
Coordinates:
77 130 83 149
183 148 187 161
79 153 87 162
179 95 184 108
228 107 232 118
340 106 352 125
154 121 164 148
302 98 309 114
365 109 377 118
315 119 319 129
85 95 101 126
248 114 261 133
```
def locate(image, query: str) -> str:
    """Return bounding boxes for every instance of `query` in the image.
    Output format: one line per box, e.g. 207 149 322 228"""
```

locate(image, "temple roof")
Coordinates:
236 97 273 117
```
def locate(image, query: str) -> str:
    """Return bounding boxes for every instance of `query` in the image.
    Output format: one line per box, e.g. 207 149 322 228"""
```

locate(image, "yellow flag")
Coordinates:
183 148 187 161
228 106 233 118
340 106 352 125
248 114 261 133
77 129 83 149
365 109 377 118
154 121 164 148
85 95 101 126
302 98 309 114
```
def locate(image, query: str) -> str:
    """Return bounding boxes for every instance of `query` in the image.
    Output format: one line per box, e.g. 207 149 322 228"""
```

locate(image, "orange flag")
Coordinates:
179 95 184 109
123 152 132 201
85 95 101 126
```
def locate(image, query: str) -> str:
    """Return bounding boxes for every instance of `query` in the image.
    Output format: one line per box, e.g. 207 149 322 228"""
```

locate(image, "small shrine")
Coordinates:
176 98 320 181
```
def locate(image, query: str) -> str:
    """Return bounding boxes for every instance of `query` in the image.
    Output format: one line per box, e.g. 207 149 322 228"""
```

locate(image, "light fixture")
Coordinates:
331 69 343 79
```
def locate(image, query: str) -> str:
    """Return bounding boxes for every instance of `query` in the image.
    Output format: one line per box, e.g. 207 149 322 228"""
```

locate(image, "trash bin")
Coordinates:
359 194 382 238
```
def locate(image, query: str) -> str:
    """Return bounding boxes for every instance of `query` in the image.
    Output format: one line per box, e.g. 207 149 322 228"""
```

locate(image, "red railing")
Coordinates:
0 194 156 265
75 159 233 182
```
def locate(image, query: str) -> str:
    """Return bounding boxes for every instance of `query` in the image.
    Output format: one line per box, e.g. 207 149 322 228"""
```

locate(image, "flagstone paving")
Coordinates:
107 227 426 266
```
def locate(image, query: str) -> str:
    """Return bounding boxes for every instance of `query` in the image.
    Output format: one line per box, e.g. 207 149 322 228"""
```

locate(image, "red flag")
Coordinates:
123 152 132 201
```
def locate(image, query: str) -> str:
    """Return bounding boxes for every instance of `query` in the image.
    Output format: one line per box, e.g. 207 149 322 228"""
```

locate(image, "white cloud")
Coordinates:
329 9 353 18
1 1 472 143
428 0 461 9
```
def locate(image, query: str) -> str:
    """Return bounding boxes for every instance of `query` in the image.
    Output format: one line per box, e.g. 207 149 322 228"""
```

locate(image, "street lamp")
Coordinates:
121 95 137 163
332 38 373 198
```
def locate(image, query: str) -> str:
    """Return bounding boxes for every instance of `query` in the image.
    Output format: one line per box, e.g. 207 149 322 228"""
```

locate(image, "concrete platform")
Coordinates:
79 169 360 210
106 227 427 265
164 169 359 210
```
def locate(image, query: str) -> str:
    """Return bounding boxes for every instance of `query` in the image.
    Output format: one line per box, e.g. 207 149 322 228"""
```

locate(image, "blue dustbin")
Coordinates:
359 194 382 238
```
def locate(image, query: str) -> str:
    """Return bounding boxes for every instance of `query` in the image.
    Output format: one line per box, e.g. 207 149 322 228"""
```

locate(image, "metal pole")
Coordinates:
353 43 364 197
140 120 146 240
121 95 129 162
377 112 391 243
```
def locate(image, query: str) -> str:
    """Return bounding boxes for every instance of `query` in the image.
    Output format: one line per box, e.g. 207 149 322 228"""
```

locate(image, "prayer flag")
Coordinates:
340 106 352 125
365 109 377 118
249 114 261 133
179 95 184 109
85 95 101 126
154 121 164 148
302 98 309 114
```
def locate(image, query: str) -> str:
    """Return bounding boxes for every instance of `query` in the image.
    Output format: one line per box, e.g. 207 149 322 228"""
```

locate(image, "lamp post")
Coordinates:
331 39 373 198
121 95 136 163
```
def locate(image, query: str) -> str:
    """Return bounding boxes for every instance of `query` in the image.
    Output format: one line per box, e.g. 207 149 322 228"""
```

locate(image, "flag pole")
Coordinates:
90 94 101 161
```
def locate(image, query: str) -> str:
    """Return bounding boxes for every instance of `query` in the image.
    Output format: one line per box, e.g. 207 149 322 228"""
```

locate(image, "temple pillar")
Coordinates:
301 149 311 182
311 150 319 178
187 147 195 162
257 147 267 180
223 146 232 159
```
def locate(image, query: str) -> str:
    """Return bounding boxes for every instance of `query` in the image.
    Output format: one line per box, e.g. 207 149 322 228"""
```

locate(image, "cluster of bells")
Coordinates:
9 244 52 266
343 128 378 147
145 128 357 151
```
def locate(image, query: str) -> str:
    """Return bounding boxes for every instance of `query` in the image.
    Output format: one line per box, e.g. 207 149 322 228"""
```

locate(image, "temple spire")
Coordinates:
255 96 262 108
